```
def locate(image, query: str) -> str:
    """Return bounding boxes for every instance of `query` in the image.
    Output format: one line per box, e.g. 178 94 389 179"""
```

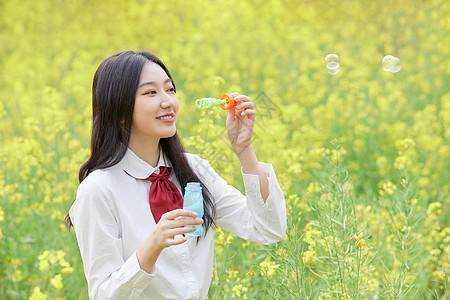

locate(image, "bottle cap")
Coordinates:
185 182 202 190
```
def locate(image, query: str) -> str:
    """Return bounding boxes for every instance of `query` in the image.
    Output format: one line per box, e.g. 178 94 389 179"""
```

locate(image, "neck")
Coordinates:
128 135 160 167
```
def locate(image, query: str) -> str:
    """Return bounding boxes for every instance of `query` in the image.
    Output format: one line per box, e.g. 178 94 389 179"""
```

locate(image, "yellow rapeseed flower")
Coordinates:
58 258 70 268
61 266 74 274
231 283 248 299
376 156 388 176
394 155 411 170
356 239 366 247
225 269 239 283
259 256 280 278
355 232 366 247
382 182 397 195
355 232 364 240
246 270 256 277
49 254 58 265
11 269 23 281
29 287 47 300
39 260 50 272
401 178 408 187
396 138 416 152
343 182 353 192
10 258 21 266
50 274 63 290
38 250 50 261
302 248 317 266
418 177 430 189
0 206 4 222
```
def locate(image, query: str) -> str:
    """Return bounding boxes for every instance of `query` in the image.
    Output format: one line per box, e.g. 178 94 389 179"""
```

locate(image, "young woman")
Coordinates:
66 50 286 300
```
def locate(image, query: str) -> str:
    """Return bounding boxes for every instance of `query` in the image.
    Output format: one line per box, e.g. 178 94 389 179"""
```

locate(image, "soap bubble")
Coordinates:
325 54 340 75
382 55 401 73
327 63 340 75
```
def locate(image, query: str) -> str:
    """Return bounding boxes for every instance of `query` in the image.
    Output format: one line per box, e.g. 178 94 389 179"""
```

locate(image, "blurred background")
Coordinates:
0 0 448 298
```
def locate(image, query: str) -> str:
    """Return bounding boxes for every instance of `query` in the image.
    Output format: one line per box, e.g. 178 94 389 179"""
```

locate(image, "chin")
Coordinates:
161 129 177 139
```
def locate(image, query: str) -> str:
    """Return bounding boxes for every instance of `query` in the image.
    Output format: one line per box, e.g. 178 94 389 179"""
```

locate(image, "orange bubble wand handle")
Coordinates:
219 94 237 110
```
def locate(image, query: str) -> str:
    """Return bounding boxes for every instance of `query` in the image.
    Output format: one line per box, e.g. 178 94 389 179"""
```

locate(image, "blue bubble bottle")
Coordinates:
183 182 204 237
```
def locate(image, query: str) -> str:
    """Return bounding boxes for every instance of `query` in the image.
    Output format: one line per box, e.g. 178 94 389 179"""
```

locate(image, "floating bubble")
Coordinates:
327 62 340 75
382 55 401 73
325 54 340 65
325 54 340 75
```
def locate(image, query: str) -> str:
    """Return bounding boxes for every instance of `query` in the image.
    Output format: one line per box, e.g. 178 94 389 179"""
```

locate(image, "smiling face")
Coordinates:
129 61 180 147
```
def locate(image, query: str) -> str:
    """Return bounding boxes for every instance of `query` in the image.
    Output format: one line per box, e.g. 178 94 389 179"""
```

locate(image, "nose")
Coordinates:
160 91 176 109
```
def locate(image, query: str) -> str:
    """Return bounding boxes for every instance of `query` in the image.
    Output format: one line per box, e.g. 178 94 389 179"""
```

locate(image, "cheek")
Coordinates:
132 101 156 126
131 112 145 130
174 97 180 112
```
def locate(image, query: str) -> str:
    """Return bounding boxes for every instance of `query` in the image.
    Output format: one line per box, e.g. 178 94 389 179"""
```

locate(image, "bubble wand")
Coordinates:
195 93 237 110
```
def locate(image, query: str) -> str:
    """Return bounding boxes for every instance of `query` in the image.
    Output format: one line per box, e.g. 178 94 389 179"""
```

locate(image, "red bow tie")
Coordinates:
144 166 183 223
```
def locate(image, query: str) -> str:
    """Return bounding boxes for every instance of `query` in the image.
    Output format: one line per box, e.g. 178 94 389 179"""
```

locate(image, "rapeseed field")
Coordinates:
0 0 448 298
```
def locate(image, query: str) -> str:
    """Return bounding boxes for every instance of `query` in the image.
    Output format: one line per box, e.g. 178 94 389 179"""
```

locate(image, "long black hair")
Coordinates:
65 50 215 236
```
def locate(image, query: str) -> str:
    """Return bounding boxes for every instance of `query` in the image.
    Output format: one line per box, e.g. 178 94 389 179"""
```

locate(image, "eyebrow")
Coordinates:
138 78 172 89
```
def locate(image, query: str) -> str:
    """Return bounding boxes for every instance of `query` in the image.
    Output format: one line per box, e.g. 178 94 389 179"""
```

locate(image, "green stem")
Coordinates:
328 212 345 296
355 245 361 300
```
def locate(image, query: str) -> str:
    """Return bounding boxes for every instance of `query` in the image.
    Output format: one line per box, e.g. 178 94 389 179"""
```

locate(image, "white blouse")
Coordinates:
69 148 286 300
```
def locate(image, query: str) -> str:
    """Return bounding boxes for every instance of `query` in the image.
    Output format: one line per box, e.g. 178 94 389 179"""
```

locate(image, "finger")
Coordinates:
233 95 251 103
230 92 240 97
227 106 237 123
168 226 197 237
240 109 255 117
168 236 188 246
172 217 204 228
162 209 198 220
173 215 201 221
235 101 254 110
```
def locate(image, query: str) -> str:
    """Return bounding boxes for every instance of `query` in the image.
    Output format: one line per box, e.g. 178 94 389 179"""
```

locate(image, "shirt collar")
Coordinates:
120 147 171 179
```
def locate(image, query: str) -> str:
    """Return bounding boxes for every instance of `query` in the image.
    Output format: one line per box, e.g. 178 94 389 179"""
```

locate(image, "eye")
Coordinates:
143 90 156 95
167 87 175 93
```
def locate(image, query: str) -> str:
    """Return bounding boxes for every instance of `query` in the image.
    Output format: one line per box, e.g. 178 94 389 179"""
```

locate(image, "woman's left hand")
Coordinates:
226 92 255 156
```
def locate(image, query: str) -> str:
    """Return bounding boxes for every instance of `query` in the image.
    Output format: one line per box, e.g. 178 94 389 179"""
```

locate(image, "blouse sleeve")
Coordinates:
69 179 156 299
191 155 287 245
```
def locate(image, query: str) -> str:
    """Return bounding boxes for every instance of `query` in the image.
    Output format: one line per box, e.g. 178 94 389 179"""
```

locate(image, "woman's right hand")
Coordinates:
150 209 203 249
136 209 203 273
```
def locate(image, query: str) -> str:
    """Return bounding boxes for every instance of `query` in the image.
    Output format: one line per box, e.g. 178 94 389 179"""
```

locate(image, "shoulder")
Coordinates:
184 152 211 170
184 152 206 163
70 167 125 230
183 152 222 184
76 164 125 199
70 167 122 220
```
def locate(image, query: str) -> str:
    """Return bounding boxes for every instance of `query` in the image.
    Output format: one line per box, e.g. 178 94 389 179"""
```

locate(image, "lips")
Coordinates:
156 113 175 120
